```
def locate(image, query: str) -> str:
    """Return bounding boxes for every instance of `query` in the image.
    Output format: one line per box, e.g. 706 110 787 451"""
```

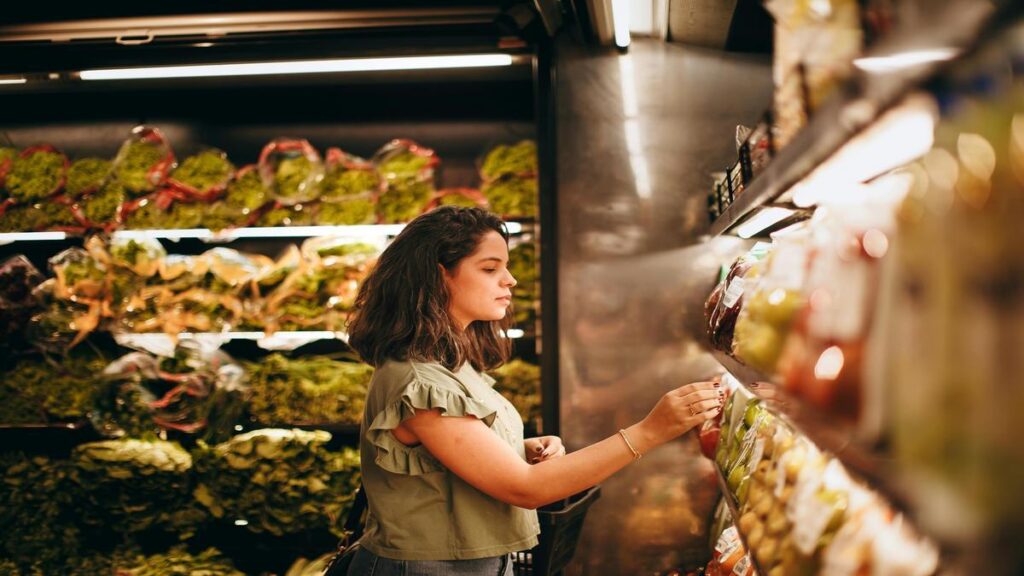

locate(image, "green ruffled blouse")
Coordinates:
358 360 540 561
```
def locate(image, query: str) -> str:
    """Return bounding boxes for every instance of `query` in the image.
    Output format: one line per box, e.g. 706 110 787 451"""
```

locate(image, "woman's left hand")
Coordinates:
524 436 566 464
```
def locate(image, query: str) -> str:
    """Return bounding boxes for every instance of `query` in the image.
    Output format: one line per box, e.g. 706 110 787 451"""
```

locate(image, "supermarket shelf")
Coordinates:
0 420 102 454
712 350 899 501
714 468 768 576
708 0 995 237
115 331 349 356
0 221 528 245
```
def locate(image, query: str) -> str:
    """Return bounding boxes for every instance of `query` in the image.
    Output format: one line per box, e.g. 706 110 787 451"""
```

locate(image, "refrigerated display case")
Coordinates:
697 0 1024 573
0 4 560 573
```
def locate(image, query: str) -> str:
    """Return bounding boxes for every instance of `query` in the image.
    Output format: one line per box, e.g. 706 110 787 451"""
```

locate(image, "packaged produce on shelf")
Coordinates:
101 341 249 442
716 384 939 576
69 438 204 537
707 524 754 576
258 201 316 227
318 147 378 225
65 157 112 198
490 359 541 425
111 126 176 196
0 350 108 425
224 163 270 213
880 80 1024 543
259 138 325 206
247 353 372 426
480 140 538 181
167 149 235 200
0 255 44 360
192 428 361 537
483 173 538 218
433 187 487 209
507 239 539 327
776 185 902 423
765 0 862 147
4 145 69 203
77 179 126 230
705 242 772 354
374 139 438 223
0 145 17 188
733 230 810 374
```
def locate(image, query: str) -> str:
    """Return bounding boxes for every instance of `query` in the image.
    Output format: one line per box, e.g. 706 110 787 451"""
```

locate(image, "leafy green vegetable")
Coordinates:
480 140 538 180
69 438 203 537
483 175 537 218
80 181 125 225
317 198 375 225
171 150 234 193
491 359 541 424
258 204 315 227
376 178 433 223
508 242 539 325
124 199 168 229
192 429 361 536
437 192 480 208
377 151 430 181
65 158 112 197
115 141 167 194
0 147 17 165
5 150 65 202
275 156 318 201
0 352 109 424
225 167 268 212
247 354 372 426
201 201 245 231
320 166 378 203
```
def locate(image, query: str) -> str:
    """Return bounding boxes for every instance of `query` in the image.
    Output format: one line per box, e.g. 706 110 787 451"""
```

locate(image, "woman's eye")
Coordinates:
483 268 497 273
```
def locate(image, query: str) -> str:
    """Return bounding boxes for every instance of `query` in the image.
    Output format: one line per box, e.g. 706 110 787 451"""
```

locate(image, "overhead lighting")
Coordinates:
793 94 937 207
502 329 525 339
734 206 795 239
854 48 959 73
610 0 631 48
80 53 515 81
0 231 67 245
112 222 522 242
0 76 26 85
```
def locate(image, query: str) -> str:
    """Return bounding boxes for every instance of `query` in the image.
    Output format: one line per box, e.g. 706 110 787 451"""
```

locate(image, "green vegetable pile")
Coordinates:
112 546 245 576
483 174 538 218
508 242 539 326
114 140 167 194
320 165 379 204
274 156 319 202
65 158 111 197
376 179 434 224
124 198 168 229
0 352 108 424
5 149 65 202
258 203 315 227
202 201 247 231
171 150 235 193
69 438 204 537
0 146 17 166
192 429 361 536
79 180 126 225
480 140 537 181
0 200 79 232
437 191 481 208
247 354 372 426
0 452 83 575
491 359 541 424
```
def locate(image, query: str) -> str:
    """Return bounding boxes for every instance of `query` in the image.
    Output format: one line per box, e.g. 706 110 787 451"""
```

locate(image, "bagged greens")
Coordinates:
5 146 68 202
480 140 537 181
247 354 372 426
491 359 541 424
65 158 112 198
192 429 361 536
112 126 175 195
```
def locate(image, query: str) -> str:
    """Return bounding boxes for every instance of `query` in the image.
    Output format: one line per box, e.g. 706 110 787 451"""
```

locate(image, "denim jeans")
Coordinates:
347 546 514 576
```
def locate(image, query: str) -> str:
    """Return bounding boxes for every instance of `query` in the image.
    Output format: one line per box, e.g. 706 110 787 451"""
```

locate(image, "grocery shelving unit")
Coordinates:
701 0 1024 574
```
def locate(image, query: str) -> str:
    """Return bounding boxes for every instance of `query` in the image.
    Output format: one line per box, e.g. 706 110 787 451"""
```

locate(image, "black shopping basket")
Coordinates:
512 485 601 576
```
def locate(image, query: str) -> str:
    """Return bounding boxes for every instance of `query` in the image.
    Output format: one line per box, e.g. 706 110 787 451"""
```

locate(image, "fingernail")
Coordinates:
534 446 544 453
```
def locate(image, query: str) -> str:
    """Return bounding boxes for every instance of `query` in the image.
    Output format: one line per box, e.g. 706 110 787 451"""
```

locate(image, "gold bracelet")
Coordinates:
618 429 642 461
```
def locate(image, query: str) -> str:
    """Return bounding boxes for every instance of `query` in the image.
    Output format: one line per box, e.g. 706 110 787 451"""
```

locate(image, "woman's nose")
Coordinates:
504 271 517 287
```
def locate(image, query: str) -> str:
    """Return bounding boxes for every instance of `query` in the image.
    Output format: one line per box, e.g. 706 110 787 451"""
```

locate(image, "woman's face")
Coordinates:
443 230 517 329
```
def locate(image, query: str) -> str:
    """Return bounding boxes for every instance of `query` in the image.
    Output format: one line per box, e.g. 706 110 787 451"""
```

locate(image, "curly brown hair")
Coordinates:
347 206 513 371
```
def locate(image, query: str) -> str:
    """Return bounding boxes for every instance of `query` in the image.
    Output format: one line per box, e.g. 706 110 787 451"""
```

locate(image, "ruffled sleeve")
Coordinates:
366 370 498 476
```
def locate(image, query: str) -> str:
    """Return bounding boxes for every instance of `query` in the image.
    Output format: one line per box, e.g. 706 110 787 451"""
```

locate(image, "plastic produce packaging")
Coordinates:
5 145 69 203
479 140 538 181
167 148 235 201
259 138 325 206
706 243 771 354
111 125 176 196
374 139 438 223
65 157 112 198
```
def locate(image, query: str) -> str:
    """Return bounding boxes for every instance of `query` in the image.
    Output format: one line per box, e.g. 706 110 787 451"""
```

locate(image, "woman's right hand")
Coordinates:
633 380 722 453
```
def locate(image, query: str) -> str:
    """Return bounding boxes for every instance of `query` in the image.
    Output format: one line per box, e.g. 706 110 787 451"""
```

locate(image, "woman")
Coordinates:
346 206 721 575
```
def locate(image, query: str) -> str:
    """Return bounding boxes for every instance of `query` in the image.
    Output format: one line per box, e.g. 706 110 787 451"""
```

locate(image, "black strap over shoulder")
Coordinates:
344 483 368 540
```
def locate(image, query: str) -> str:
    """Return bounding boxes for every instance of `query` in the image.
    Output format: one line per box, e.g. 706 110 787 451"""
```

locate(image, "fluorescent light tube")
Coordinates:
80 53 514 81
734 207 795 239
0 231 67 245
854 48 959 73
611 0 631 48
0 76 26 85
112 222 522 242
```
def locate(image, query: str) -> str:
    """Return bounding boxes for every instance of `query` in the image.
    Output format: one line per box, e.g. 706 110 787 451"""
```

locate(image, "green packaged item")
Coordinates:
490 359 541 423
376 179 433 223
65 158 112 198
170 149 234 195
483 175 537 218
80 181 126 225
507 242 538 325
114 137 171 195
247 354 373 426
5 148 67 202
316 198 375 225
480 140 538 181
225 165 269 212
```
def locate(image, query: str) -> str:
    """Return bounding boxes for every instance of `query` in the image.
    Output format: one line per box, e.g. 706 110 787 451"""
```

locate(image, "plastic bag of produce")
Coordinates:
482 173 538 218
74 180 126 232
111 125 176 196
317 147 378 224
65 157 112 198
5 145 69 203
479 140 538 182
706 243 772 354
110 237 165 278
507 240 538 326
490 359 541 424
247 354 372 426
259 138 325 205
373 139 438 223
166 148 235 201
258 201 316 227
0 145 17 190
0 257 43 352
733 231 810 374
224 163 271 213
430 187 487 210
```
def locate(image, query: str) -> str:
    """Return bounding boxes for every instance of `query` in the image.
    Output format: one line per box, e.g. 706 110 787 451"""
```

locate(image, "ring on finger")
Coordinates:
688 403 696 416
